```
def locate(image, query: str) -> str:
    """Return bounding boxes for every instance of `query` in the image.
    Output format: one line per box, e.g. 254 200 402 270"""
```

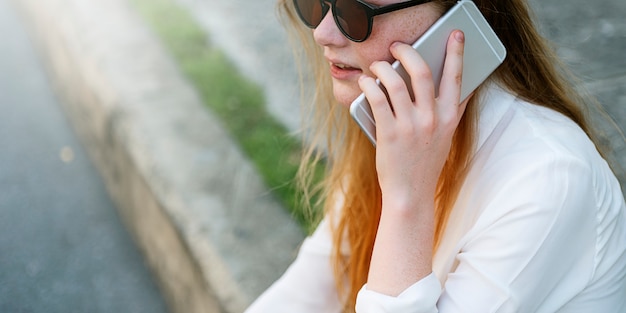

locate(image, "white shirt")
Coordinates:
245 84 626 312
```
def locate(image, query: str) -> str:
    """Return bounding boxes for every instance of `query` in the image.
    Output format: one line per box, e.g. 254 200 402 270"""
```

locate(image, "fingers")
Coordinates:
369 60 414 117
358 74 395 127
438 30 465 109
358 30 467 137
389 42 436 112
364 41 438 122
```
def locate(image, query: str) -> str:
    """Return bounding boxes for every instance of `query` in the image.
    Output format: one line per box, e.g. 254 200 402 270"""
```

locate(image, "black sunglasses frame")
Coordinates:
294 0 435 42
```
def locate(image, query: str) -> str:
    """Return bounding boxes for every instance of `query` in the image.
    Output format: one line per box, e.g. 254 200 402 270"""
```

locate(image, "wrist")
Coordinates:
381 192 435 218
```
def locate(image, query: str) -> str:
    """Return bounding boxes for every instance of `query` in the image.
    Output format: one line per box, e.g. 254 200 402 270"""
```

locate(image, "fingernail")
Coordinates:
390 42 401 49
455 30 465 43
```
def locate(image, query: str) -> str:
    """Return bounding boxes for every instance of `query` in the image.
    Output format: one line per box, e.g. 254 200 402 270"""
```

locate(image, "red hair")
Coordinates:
278 0 596 310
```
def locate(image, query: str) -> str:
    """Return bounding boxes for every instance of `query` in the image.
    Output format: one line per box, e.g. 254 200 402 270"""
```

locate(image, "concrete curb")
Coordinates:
11 0 305 312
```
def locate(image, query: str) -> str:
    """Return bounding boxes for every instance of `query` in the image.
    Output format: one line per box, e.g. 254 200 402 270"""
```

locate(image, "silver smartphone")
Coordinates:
349 0 506 146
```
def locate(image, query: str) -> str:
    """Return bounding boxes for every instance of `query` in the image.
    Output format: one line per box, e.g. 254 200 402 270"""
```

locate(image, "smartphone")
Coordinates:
349 0 506 146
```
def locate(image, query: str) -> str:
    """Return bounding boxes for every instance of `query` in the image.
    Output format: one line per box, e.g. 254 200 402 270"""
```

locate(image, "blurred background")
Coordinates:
0 0 170 311
1 0 624 312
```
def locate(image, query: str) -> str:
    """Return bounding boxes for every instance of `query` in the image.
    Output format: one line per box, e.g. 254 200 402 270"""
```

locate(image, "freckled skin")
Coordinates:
313 2 441 106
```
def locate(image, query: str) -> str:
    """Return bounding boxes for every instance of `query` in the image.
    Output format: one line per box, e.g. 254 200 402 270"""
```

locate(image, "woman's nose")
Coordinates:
313 9 347 47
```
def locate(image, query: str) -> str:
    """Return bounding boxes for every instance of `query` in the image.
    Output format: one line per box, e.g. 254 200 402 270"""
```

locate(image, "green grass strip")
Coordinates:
129 0 321 232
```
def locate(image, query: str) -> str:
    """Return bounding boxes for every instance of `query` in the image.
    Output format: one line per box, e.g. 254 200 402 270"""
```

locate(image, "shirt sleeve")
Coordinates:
356 273 441 313
353 152 599 312
436 154 598 312
245 218 343 313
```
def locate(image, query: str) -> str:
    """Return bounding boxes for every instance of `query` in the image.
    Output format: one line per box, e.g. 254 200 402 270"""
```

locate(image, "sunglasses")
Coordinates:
293 0 434 42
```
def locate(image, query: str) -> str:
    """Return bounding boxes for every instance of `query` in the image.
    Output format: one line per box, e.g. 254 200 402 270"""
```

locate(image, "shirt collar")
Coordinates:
475 82 518 152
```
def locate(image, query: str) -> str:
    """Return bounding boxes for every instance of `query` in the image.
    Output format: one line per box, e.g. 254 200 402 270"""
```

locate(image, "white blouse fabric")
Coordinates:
245 84 626 312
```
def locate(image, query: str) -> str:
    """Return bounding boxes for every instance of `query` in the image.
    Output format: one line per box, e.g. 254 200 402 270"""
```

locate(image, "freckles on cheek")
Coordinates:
361 10 436 69
401 14 431 44
372 15 430 56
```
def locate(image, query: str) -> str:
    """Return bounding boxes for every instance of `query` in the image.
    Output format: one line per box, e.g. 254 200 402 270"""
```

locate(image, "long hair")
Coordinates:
278 0 596 310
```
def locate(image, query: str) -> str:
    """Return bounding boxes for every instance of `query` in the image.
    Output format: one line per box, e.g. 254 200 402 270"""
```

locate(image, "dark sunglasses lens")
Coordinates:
335 0 369 40
294 0 326 27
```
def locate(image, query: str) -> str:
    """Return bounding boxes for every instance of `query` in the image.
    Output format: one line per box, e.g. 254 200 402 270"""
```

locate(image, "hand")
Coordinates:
358 30 469 211
359 30 470 296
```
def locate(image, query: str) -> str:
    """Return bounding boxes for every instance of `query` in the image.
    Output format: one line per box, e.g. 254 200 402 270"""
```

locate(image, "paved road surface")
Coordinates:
0 0 169 311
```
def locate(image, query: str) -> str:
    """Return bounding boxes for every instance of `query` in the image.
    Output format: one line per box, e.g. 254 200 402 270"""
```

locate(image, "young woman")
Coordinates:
246 0 626 311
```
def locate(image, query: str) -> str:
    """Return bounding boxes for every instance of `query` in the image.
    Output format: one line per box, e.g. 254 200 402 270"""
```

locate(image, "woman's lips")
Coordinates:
330 63 362 80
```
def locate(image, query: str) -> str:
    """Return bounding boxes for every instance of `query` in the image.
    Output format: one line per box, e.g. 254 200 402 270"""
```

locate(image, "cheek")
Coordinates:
358 12 438 74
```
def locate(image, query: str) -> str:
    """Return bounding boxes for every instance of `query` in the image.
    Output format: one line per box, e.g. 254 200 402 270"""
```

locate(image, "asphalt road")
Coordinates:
0 0 169 311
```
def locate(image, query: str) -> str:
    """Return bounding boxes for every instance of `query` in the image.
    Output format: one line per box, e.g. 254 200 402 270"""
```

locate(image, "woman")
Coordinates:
247 0 626 312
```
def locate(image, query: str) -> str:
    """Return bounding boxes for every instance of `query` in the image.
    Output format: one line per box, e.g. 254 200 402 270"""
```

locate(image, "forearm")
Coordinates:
366 198 435 296
360 30 465 298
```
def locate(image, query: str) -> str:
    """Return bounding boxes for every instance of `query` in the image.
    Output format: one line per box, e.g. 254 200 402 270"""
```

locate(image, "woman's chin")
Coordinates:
332 86 361 108
336 97 353 108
